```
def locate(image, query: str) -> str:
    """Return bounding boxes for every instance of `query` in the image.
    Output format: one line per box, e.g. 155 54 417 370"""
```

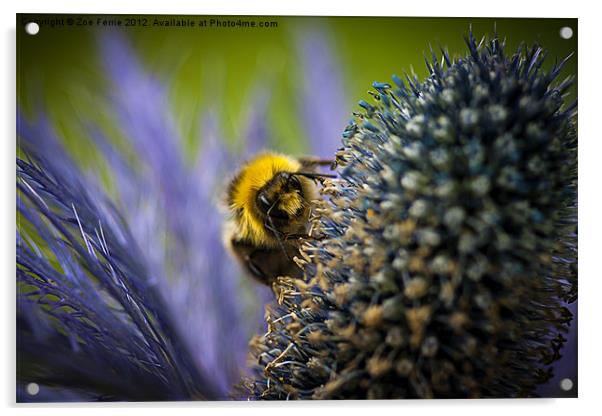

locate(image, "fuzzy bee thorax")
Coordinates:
227 152 314 248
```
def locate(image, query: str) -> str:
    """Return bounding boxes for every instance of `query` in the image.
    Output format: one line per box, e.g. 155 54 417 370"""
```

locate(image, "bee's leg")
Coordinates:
285 233 329 242
284 233 311 240
230 238 271 285
265 220 290 260
264 219 283 239
246 254 270 284
265 199 291 260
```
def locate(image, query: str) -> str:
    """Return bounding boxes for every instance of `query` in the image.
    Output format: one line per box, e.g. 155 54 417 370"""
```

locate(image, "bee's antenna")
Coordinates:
293 172 337 180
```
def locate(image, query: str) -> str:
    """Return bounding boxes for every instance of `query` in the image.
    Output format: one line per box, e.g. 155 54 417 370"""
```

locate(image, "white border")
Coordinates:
3 1 599 415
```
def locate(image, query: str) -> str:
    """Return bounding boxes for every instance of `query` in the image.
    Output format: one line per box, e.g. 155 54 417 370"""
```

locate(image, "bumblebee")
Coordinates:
224 152 334 286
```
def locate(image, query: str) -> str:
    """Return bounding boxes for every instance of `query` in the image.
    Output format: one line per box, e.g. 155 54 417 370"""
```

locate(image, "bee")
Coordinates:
224 152 335 286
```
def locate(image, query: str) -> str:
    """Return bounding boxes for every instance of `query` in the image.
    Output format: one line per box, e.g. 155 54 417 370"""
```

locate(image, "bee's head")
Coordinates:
256 172 306 220
227 153 335 246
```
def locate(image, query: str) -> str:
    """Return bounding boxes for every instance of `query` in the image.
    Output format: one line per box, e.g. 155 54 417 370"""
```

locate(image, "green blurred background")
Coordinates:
18 15 577 164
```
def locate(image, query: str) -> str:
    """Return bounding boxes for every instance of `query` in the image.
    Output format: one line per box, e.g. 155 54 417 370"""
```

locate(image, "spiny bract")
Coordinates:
245 32 577 399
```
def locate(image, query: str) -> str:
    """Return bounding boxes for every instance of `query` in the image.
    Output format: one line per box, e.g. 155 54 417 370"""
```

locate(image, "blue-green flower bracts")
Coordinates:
246 31 577 399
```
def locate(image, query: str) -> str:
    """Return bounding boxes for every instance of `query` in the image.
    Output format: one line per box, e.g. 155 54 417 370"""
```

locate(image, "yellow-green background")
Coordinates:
17 15 577 163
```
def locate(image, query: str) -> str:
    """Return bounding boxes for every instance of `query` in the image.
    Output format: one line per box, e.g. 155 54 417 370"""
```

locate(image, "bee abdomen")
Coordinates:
230 237 303 285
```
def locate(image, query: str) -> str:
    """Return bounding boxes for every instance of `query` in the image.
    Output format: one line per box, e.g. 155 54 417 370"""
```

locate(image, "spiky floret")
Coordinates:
245 32 577 399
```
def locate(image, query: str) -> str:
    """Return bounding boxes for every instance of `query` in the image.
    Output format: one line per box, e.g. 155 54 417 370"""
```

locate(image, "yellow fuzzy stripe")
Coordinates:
230 153 300 246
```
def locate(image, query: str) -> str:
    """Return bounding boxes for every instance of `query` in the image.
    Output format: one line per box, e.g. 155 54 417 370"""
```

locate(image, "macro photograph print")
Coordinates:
16 14 577 402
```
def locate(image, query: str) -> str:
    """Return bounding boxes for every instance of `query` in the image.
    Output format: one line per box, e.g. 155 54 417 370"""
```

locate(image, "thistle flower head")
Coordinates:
246 31 577 399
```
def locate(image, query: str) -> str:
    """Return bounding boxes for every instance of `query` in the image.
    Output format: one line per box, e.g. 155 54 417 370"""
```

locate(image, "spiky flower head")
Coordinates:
246 32 577 399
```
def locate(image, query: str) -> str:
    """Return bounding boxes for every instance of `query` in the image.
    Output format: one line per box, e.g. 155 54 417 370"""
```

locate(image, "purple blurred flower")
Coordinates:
17 31 272 401
297 27 349 158
241 89 272 156
100 33 250 394
100 32 283 395
17 116 219 400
